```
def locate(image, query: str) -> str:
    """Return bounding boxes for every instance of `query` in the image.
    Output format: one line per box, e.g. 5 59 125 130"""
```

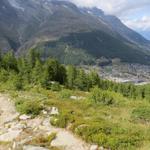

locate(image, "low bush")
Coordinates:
74 122 143 150
15 99 43 116
50 82 61 91
50 110 75 128
89 87 115 105
59 89 73 99
11 75 23 90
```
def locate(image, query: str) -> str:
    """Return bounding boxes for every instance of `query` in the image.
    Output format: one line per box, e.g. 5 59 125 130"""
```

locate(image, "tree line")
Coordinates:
0 50 149 100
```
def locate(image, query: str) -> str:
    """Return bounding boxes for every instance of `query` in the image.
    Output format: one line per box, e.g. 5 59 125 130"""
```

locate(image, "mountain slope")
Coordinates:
0 0 150 65
82 7 150 50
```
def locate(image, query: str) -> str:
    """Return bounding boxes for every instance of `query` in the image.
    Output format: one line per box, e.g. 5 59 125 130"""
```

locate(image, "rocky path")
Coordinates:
0 94 19 126
0 94 90 150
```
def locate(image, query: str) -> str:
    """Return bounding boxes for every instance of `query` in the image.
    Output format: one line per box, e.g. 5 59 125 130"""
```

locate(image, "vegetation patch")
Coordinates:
74 122 144 150
15 98 43 116
58 89 73 99
50 111 75 128
132 106 150 122
89 87 115 105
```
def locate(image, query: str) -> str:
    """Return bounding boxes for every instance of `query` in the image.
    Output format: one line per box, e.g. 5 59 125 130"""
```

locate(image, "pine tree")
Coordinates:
66 65 77 89
31 58 43 85
2 51 18 71
87 70 100 89
75 68 87 90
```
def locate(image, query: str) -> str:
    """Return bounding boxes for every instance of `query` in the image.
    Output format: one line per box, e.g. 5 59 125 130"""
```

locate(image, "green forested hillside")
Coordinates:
36 31 150 65
0 50 150 150
0 50 149 99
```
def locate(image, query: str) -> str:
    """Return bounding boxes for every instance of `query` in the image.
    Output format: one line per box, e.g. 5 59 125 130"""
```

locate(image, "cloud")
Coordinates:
68 0 150 17
66 0 150 39
123 16 150 31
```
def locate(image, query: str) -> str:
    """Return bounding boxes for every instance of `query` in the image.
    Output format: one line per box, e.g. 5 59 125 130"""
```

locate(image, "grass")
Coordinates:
3 86 150 150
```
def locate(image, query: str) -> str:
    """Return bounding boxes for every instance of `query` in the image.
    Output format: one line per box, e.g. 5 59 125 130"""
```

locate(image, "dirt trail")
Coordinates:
0 94 89 150
0 94 19 126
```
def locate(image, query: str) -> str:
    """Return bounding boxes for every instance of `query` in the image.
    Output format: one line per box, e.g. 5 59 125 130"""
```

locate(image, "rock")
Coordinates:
70 96 77 100
19 114 31 120
12 142 16 149
50 107 59 115
42 110 48 115
70 96 85 100
90 144 99 150
23 145 49 150
0 130 22 142
19 136 33 145
99 146 104 150
3 113 20 124
10 123 27 130
26 118 42 128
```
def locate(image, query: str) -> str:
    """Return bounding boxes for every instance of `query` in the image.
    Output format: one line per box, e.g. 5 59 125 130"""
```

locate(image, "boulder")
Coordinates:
70 96 85 100
19 114 31 120
90 145 99 150
42 110 48 115
70 96 78 100
50 107 59 115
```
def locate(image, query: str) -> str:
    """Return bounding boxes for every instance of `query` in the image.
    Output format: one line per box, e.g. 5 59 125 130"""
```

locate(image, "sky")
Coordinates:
67 0 150 40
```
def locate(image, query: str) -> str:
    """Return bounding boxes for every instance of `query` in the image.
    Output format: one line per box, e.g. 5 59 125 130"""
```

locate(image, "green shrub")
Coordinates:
89 87 115 105
59 89 72 99
74 122 143 150
132 106 150 122
50 82 61 91
12 75 23 90
50 110 75 128
0 69 9 82
50 114 69 128
15 99 43 116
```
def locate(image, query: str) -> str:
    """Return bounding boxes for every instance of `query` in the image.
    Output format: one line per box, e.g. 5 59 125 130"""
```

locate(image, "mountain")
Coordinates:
0 0 150 65
82 7 150 50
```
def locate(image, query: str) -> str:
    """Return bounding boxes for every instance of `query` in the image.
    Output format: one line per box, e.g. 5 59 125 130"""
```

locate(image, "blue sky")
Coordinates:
67 0 150 40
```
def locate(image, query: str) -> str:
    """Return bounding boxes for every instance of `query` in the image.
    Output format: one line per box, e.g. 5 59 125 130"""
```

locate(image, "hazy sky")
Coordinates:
67 0 150 39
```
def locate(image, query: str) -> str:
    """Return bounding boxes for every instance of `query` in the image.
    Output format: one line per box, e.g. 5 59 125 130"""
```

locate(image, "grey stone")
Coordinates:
19 114 31 120
50 107 59 115
0 130 22 142
90 145 99 150
23 145 49 150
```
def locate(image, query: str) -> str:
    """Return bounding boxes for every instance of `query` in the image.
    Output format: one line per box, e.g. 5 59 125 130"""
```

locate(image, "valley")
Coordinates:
99 63 150 85
0 50 150 150
0 0 150 150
